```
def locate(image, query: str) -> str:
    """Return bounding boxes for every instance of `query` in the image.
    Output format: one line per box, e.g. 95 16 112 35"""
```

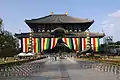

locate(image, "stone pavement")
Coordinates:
1 57 120 80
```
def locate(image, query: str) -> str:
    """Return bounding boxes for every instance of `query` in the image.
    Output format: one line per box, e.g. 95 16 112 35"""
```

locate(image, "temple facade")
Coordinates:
15 13 105 54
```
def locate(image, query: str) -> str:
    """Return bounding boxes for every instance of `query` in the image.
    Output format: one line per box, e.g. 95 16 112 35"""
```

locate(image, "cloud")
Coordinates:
108 10 120 17
101 10 120 41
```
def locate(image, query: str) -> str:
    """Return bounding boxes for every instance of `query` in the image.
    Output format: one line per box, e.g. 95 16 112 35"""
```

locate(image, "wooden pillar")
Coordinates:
86 29 90 49
28 29 33 52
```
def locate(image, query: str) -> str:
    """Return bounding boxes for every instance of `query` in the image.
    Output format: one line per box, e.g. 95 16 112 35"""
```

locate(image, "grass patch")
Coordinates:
76 56 120 66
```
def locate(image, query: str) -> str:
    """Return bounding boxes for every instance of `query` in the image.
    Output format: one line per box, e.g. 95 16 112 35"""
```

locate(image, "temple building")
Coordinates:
15 13 105 54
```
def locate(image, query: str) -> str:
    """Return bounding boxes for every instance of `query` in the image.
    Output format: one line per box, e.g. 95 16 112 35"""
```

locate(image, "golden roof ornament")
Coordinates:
50 12 54 15
65 12 68 15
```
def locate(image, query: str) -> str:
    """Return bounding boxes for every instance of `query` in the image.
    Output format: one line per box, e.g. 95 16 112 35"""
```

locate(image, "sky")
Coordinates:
0 0 120 42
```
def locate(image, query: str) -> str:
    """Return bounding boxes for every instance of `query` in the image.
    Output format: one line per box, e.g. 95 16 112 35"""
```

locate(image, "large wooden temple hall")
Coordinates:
15 12 105 54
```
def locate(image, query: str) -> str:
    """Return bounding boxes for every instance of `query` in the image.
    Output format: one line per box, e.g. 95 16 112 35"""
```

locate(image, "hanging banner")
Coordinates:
22 38 29 52
50 38 58 49
62 38 82 52
91 38 100 52
22 37 100 53
62 38 71 49
78 38 82 51
82 38 87 50
44 38 50 50
22 38 58 53
33 38 41 53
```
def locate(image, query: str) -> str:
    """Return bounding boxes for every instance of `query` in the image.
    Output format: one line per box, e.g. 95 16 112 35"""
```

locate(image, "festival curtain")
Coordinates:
82 38 87 50
50 38 58 49
22 38 58 53
91 38 100 52
62 37 100 52
62 38 73 49
34 38 51 53
62 38 82 52
33 38 41 53
22 37 100 53
22 38 29 52
81 38 100 52
41 38 52 51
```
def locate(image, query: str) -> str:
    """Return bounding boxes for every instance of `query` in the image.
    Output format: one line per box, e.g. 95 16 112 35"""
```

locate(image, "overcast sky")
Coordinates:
0 0 120 41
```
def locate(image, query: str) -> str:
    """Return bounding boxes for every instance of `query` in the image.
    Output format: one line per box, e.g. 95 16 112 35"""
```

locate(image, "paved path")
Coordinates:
3 58 120 80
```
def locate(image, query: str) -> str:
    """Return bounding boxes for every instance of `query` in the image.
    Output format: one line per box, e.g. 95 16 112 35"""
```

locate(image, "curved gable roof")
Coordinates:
25 14 94 24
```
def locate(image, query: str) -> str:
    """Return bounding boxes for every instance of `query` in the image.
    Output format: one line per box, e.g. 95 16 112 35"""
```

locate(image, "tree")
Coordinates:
115 41 120 45
0 18 3 56
0 18 19 57
0 18 3 33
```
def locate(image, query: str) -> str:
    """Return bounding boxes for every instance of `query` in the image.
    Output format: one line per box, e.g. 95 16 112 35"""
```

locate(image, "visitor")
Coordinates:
55 56 57 61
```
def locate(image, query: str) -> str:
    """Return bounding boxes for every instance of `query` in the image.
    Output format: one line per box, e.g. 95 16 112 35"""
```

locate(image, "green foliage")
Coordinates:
0 30 17 48
0 18 3 33
0 31 19 57
0 18 19 57
115 41 120 45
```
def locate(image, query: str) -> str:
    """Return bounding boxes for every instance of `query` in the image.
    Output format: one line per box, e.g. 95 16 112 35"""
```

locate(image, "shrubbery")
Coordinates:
79 55 100 59
0 48 20 57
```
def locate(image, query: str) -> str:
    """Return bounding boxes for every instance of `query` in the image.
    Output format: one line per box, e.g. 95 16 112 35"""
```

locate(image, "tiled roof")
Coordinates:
25 14 94 24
